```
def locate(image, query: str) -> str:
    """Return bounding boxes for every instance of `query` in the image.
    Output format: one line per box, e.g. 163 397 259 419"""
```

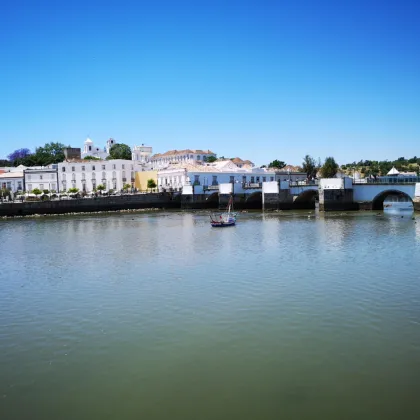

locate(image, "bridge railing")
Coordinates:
353 177 420 185
289 180 319 187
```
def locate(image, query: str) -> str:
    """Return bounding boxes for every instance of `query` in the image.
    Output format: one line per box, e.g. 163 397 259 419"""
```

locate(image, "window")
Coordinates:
197 155 201 160
82 166 85 171
194 175 200 185
72 167 75 171
27 175 32 180
251 176 255 183
92 165 96 171
82 173 85 180
212 175 218 185
62 167 66 172
102 171 106 179
112 164 116 170
89 146 92 151
122 164 125 169
18 181 22 190
40 175 43 180
242 176 246 182
112 171 116 179
92 172 96 179
39 184 44 190
230 176 234 183
6 182 11 189
102 165 106 170
27 184 32 192
72 174 76 181
263 177 266 182
51 183 56 191
270 176 274 181
256 177 260 182
62 174 66 180
51 174 55 179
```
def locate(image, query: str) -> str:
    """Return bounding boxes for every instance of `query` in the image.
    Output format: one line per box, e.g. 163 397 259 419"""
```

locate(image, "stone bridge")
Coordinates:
182 178 420 211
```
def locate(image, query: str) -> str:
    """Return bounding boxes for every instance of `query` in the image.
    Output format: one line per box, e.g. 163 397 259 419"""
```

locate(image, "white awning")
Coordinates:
387 167 400 175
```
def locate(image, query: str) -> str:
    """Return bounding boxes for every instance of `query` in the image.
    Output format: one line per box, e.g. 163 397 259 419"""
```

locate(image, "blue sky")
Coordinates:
1 0 419 166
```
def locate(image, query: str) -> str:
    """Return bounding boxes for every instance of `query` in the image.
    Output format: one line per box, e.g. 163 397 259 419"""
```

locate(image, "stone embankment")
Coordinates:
0 193 179 217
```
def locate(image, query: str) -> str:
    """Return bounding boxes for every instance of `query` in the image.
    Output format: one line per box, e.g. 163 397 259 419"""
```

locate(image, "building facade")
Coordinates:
132 144 153 163
0 172 24 192
151 149 216 169
24 168 60 192
157 161 276 193
57 160 140 193
81 137 115 160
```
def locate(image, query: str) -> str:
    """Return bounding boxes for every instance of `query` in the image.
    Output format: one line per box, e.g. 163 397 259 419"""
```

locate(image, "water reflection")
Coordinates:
1 211 420 420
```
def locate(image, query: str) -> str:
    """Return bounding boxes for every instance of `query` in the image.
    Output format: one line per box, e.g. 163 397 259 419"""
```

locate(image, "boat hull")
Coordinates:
211 222 236 227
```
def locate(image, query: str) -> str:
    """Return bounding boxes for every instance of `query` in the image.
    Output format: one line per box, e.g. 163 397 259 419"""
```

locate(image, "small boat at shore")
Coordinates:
383 194 414 217
210 197 237 227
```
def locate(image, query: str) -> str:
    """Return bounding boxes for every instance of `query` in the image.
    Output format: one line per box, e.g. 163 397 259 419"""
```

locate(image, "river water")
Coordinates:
1 211 420 420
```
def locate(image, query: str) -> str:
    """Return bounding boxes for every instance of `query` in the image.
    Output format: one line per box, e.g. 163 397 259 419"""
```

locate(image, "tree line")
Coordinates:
0 142 133 167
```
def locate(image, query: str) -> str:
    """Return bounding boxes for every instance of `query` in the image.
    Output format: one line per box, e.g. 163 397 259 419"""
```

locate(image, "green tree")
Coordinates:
83 155 101 160
206 156 217 163
32 188 42 197
42 189 50 194
302 155 317 179
123 183 131 191
68 187 79 195
108 143 132 160
320 157 339 178
96 184 105 193
268 160 286 169
0 159 13 167
147 179 157 191
14 142 65 166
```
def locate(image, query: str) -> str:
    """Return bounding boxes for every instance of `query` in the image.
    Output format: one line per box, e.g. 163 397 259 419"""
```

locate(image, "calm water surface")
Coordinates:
1 211 420 420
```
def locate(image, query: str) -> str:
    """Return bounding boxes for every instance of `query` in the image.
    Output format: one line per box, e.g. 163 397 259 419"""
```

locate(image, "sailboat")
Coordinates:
210 196 237 227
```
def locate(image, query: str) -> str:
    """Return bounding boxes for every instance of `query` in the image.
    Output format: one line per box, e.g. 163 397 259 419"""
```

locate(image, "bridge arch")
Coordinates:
372 189 413 210
205 192 219 208
246 191 262 209
294 189 319 209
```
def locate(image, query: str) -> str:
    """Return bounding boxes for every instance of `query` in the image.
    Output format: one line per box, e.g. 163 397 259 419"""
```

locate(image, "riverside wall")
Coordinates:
0 194 179 217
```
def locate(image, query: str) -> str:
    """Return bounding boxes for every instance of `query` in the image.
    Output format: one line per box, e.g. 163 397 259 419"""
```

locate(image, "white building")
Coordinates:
151 149 216 169
0 171 24 192
81 137 115 160
157 160 276 193
24 167 59 193
132 144 153 164
57 160 141 193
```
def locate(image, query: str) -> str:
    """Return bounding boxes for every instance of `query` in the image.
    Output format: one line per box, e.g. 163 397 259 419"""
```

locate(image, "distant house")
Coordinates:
151 149 216 169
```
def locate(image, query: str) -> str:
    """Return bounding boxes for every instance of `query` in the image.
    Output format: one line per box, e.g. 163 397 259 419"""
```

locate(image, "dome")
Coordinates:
85 137 93 144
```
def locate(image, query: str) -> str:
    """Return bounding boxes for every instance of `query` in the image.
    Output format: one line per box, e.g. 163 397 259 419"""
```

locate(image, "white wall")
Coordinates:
320 178 344 190
58 160 139 193
262 181 279 194
0 175 24 192
24 169 59 192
